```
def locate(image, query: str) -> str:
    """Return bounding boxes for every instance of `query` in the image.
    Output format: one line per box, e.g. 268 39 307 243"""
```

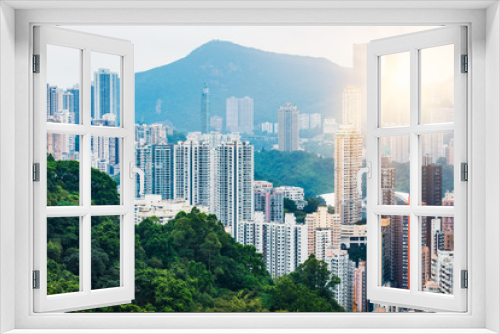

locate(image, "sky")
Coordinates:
47 25 438 88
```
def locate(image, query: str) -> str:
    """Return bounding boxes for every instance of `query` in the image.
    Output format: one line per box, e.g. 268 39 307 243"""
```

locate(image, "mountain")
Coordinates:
135 40 352 132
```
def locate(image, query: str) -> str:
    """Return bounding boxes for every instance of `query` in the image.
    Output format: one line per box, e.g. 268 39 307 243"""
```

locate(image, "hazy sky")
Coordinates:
48 25 437 88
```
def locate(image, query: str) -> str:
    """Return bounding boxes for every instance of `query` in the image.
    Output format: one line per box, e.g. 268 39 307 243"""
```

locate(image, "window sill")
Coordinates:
4 329 497 334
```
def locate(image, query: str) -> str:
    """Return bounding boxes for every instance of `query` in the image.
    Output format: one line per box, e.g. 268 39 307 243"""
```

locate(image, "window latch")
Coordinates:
356 161 371 196
130 162 145 195
33 270 40 289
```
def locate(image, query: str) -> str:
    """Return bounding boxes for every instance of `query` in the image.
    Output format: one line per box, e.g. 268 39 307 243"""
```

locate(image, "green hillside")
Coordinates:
254 150 334 198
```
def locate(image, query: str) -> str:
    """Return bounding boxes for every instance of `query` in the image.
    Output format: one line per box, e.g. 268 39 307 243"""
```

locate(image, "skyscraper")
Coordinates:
213 135 254 238
201 84 210 133
225 96 254 133
93 68 120 123
278 103 299 152
46 85 58 118
335 125 363 225
67 85 80 125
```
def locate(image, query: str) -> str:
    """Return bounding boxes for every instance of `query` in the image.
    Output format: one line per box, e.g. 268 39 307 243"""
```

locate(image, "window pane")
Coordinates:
47 134 80 206
380 52 410 127
47 217 80 295
421 133 454 206
380 215 410 290
421 216 454 295
91 52 121 127
91 216 120 290
91 136 121 205
380 136 410 205
421 45 454 124
47 45 81 124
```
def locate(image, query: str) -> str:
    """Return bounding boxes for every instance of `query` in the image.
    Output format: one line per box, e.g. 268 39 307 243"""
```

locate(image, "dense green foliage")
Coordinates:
254 150 334 198
46 159 344 313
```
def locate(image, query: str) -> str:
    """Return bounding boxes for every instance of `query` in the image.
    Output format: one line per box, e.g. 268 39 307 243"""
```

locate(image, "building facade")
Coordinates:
278 103 299 152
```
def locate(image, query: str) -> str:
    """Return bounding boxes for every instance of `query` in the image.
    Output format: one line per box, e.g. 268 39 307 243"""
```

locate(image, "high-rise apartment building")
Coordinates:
225 96 254 133
335 125 363 225
325 247 355 312
306 206 341 256
67 85 80 124
237 212 308 278
354 260 368 312
254 187 284 223
173 133 212 208
342 85 362 130
213 136 254 238
93 68 120 123
135 144 174 200
201 84 210 133
278 103 299 152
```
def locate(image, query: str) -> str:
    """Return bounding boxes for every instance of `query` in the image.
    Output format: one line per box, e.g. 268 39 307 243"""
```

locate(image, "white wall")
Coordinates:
0 2 16 333
485 3 500 333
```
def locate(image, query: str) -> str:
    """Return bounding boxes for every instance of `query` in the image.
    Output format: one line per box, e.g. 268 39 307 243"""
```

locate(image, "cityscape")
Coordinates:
45 33 455 312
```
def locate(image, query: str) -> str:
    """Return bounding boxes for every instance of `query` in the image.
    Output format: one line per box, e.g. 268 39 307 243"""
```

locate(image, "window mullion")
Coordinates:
82 47 92 294
409 47 420 294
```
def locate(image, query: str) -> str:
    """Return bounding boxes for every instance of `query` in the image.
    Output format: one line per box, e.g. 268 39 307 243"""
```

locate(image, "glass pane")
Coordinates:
421 133 454 206
91 52 121 127
380 215 410 290
380 136 410 205
421 45 454 124
91 216 120 290
91 136 121 205
47 134 80 206
47 217 80 295
47 45 81 124
421 216 454 295
380 52 410 127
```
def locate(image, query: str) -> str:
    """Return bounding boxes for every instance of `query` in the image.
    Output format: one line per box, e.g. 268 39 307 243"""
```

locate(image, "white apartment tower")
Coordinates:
237 212 308 278
173 133 212 208
226 96 254 133
213 135 254 239
325 247 356 312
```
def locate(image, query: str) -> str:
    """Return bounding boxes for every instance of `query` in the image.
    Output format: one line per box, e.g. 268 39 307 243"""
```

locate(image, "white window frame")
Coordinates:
366 26 467 312
0 1 498 333
33 26 135 313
